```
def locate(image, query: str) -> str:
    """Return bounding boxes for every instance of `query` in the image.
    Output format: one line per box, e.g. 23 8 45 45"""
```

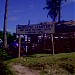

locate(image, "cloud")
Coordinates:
29 4 34 10
7 29 14 33
9 16 18 21
12 10 21 13
64 0 75 4
62 0 75 5
13 10 19 13
68 0 75 2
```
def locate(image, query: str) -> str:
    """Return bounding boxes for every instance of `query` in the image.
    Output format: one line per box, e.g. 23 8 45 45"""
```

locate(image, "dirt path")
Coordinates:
11 63 40 75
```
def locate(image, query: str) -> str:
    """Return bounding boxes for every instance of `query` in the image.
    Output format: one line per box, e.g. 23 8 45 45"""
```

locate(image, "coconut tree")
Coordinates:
43 0 66 55
43 0 66 22
3 0 8 48
57 0 67 22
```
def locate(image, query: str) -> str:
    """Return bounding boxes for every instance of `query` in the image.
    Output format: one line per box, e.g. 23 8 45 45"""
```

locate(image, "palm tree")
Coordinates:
57 0 66 22
3 0 8 48
43 0 66 55
43 0 66 22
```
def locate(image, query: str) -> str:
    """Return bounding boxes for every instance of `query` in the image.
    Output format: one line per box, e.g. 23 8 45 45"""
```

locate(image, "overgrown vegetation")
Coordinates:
5 52 75 75
0 61 14 75
0 49 11 60
0 49 13 75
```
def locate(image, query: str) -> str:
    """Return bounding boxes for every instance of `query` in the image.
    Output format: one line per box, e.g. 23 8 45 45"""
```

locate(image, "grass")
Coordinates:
4 52 75 75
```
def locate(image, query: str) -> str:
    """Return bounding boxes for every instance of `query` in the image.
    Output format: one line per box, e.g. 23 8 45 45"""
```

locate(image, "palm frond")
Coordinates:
43 0 67 21
43 6 51 10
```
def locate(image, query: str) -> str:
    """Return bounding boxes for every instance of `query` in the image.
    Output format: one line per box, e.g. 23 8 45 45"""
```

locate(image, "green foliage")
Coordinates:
59 58 75 74
0 49 11 60
0 31 3 40
0 61 13 75
28 62 47 70
0 30 16 44
5 52 75 75
43 0 66 21
7 33 16 44
0 49 13 75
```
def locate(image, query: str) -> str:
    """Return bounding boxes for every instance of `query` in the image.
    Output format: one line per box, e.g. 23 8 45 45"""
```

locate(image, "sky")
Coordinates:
0 0 75 33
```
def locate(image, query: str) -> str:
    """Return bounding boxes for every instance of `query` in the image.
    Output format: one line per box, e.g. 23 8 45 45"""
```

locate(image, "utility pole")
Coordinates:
3 0 8 48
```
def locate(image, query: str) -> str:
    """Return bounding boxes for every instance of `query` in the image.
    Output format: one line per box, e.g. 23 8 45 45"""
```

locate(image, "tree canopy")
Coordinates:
43 0 66 22
0 30 16 44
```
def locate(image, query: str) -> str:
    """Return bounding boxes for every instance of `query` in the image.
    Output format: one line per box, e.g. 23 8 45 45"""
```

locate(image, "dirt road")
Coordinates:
11 63 40 75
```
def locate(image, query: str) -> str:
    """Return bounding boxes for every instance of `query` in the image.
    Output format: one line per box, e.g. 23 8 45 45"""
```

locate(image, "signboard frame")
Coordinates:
16 24 55 35
16 23 55 57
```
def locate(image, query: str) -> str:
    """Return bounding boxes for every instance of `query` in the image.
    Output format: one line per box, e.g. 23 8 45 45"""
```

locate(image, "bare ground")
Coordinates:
11 63 40 75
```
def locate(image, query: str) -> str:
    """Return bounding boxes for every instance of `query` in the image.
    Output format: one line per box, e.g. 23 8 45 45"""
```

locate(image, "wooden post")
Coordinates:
51 34 54 55
44 34 46 51
25 35 28 56
18 35 21 57
43 34 45 50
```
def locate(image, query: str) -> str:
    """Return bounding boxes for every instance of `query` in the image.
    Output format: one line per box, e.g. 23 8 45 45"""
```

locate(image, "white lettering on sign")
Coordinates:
16 24 55 34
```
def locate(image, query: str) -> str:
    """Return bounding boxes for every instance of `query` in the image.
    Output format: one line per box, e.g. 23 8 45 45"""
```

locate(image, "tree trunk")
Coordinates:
3 0 8 48
58 0 61 22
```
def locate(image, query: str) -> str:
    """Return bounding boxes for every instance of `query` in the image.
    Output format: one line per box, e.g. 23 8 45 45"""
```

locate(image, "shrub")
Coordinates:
0 61 13 75
0 49 11 61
